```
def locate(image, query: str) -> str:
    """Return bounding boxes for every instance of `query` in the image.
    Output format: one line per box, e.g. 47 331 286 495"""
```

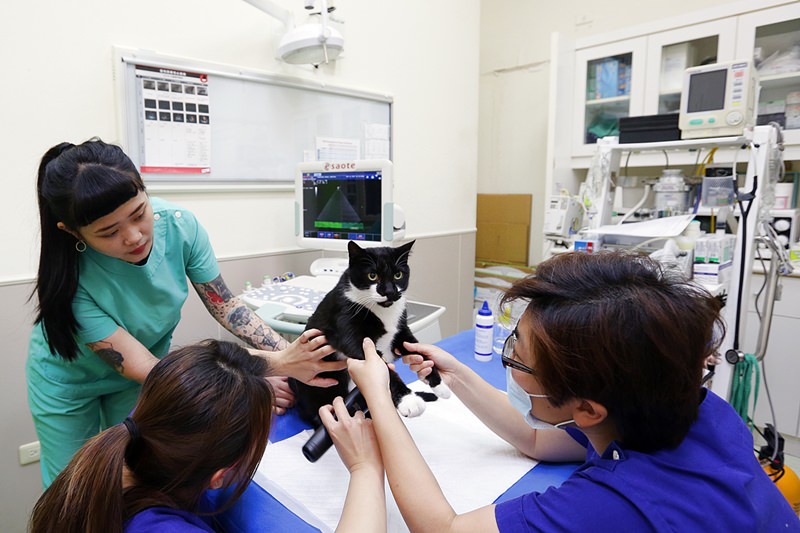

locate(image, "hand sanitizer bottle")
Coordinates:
474 300 494 362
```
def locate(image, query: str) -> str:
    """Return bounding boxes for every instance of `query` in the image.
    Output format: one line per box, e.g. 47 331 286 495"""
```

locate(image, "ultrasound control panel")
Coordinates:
240 274 446 341
241 279 333 321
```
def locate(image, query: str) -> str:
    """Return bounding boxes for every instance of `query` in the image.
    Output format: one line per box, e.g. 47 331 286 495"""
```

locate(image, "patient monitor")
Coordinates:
679 60 758 139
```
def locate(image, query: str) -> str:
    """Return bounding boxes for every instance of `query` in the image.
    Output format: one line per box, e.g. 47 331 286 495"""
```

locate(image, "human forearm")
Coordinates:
335 464 386 533
354 340 500 533
222 300 288 350
87 328 159 384
368 394 458 533
437 363 584 462
193 276 288 351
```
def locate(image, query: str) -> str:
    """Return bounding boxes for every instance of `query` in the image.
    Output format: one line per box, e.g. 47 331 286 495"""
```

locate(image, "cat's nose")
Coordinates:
382 288 400 301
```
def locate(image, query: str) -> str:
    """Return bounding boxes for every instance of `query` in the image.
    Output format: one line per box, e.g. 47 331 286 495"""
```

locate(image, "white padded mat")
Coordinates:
254 381 537 532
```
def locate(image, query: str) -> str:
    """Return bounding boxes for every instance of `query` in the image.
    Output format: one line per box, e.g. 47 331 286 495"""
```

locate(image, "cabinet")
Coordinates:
643 20 738 116
572 38 646 155
562 1 800 167
737 4 800 147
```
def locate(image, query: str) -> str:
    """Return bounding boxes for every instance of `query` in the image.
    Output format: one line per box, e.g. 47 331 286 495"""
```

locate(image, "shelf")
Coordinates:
759 71 800 90
606 134 747 152
585 95 630 106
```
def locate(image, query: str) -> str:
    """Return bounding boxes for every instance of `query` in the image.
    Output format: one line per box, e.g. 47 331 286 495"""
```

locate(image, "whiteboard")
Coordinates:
115 48 392 183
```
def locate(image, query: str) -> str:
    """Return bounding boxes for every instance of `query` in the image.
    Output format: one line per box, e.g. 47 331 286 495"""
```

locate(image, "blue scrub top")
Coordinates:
495 389 800 532
124 506 216 532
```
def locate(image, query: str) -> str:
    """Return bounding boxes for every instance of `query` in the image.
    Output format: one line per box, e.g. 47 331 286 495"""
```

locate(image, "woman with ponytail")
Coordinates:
27 139 345 488
29 340 387 533
30 340 272 532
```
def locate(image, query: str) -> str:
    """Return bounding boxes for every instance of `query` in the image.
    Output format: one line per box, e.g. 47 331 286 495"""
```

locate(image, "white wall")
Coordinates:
478 0 738 264
0 1 479 531
0 0 479 281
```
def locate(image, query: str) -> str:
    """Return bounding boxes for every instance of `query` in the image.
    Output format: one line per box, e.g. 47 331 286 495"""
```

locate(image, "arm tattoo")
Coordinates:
194 275 288 351
87 340 125 374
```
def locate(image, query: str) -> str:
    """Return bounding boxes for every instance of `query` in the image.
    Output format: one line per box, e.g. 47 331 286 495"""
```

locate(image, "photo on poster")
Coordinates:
135 64 211 174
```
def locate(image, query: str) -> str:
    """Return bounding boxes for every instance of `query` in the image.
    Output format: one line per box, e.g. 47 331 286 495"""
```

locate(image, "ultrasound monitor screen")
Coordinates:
687 69 727 113
301 169 383 242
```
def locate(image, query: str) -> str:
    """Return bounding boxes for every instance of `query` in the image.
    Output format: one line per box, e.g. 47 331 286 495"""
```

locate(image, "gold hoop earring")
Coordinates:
75 240 87 253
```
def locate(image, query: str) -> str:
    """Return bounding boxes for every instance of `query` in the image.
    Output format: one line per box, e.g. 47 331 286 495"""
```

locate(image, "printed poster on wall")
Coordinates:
134 65 211 174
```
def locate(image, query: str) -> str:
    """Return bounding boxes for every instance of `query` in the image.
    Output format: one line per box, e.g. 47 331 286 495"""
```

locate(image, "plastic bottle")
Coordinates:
474 300 494 362
677 220 702 252
493 306 513 357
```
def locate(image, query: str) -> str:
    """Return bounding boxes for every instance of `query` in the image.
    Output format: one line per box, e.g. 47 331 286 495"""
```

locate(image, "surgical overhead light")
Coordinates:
243 0 344 66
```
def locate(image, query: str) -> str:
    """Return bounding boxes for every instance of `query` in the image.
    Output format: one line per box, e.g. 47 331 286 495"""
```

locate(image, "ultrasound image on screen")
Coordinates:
301 170 383 242
687 69 727 113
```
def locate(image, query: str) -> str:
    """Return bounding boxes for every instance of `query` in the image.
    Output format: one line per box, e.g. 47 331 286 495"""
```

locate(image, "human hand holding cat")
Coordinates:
266 376 294 415
257 329 345 387
346 338 393 406
400 342 461 388
319 395 383 475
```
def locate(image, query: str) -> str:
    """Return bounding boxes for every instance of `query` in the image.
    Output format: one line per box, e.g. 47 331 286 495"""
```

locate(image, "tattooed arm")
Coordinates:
193 274 289 352
84 274 343 390
192 275 345 392
87 327 160 384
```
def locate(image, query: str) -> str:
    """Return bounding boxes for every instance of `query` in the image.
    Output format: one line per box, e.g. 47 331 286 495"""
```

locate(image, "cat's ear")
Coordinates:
396 240 415 259
348 240 366 256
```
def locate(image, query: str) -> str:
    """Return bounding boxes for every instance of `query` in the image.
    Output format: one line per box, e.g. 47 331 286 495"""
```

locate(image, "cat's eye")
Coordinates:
393 272 404 280
368 272 378 281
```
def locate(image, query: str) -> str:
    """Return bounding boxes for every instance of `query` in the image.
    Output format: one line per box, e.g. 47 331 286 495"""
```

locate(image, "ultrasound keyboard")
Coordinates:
240 276 337 322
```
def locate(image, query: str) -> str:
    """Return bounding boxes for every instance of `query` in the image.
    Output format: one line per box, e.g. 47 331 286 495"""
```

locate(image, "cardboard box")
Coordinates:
693 261 732 287
476 194 532 265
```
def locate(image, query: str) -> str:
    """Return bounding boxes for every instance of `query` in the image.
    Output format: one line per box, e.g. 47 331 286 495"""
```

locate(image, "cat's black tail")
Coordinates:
415 391 438 402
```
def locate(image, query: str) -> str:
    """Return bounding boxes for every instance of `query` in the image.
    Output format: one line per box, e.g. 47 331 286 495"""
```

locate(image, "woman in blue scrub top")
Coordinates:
26 139 345 488
29 340 387 533
324 251 800 532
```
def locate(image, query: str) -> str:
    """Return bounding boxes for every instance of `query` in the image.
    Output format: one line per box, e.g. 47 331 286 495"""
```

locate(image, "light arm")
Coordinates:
192 275 288 351
87 327 160 384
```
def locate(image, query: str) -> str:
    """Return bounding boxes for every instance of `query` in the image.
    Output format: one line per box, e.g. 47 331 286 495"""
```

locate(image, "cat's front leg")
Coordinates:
393 331 451 400
388 367 431 417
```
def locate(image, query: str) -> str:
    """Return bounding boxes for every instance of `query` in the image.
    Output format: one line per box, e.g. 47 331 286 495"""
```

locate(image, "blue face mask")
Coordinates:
506 367 575 431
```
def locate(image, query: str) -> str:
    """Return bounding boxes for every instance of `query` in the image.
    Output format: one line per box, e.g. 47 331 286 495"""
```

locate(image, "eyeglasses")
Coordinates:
501 328 537 375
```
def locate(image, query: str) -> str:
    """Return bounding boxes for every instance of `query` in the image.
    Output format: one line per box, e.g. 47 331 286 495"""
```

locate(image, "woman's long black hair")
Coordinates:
31 139 145 361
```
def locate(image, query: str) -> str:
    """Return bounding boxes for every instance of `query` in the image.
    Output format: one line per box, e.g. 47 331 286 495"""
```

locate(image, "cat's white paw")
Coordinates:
433 383 451 399
397 394 426 418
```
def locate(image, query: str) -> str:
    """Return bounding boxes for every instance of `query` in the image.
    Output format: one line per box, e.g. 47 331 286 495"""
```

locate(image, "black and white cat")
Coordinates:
289 240 450 424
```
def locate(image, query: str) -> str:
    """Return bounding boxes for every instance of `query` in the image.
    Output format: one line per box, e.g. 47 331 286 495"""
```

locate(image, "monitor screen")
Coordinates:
295 160 394 251
687 69 727 113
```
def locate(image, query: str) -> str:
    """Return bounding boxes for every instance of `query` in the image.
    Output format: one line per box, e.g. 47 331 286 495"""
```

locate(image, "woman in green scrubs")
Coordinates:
26 139 345 487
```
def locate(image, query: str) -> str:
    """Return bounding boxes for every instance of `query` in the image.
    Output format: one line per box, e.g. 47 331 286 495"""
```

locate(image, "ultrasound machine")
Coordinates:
240 159 445 341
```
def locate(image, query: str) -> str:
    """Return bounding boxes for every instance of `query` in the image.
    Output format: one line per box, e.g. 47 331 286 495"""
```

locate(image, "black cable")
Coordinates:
732 144 758 352
754 249 768 321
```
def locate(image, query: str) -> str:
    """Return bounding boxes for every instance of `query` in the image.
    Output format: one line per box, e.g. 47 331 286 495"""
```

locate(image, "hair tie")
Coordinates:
123 416 140 441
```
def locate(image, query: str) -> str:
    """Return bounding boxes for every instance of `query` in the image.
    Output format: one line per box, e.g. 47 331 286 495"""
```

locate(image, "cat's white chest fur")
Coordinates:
345 284 406 362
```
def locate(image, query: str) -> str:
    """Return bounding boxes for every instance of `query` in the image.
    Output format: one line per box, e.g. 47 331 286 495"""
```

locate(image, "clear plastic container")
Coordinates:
493 307 513 356
653 169 690 214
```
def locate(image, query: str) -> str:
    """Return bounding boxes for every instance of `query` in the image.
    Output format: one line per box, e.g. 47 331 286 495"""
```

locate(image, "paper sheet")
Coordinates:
254 382 537 532
592 214 695 237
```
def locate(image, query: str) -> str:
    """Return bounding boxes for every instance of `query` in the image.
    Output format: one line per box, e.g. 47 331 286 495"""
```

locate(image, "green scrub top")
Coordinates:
27 197 222 487
27 195 220 401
